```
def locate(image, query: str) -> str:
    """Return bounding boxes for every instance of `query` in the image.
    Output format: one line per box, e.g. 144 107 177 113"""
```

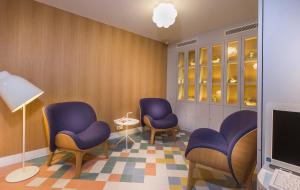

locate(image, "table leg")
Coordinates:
128 136 136 143
125 125 128 151
116 136 126 146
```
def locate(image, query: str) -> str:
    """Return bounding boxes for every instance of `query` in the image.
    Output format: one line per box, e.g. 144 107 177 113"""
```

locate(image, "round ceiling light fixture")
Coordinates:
152 2 177 28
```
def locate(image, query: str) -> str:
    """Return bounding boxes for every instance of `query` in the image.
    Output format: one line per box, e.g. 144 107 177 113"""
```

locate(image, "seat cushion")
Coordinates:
185 128 228 157
148 113 178 129
60 121 111 150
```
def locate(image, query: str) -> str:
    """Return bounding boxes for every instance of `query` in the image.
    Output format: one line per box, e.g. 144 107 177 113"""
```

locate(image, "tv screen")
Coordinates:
272 110 300 166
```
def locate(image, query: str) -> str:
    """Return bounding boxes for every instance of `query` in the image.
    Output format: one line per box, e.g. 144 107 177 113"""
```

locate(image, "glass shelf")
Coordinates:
226 40 239 105
199 47 208 102
177 52 185 100
211 44 223 104
188 50 195 101
243 37 257 106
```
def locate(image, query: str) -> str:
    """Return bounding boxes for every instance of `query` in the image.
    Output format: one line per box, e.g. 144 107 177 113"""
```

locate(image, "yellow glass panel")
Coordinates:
212 44 222 103
226 41 239 104
199 47 208 102
177 52 185 100
227 84 238 104
200 48 208 65
212 84 222 103
244 37 257 106
244 85 257 106
188 50 195 101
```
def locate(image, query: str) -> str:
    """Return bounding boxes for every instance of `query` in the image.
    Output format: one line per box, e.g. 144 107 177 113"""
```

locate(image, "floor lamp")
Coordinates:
0 71 44 183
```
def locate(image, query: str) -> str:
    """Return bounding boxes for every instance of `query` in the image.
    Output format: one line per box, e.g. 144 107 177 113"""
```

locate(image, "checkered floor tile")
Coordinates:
0 130 250 190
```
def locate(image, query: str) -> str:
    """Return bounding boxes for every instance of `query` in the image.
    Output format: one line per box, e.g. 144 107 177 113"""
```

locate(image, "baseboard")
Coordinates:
180 126 192 132
0 147 49 167
0 126 144 167
109 126 143 139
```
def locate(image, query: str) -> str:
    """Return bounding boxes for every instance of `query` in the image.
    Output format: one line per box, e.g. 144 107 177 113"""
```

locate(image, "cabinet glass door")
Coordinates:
177 52 185 100
243 37 257 107
187 50 196 101
199 47 208 102
211 44 223 104
226 41 239 105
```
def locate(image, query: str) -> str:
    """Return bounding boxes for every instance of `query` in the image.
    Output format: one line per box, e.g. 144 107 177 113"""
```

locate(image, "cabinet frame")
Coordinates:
176 45 197 102
241 34 258 109
186 48 197 102
209 42 225 106
175 33 257 108
197 45 210 105
176 50 186 101
224 37 242 107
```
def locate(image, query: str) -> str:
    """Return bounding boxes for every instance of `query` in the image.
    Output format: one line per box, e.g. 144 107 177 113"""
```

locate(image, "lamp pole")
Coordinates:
0 71 43 182
22 105 25 169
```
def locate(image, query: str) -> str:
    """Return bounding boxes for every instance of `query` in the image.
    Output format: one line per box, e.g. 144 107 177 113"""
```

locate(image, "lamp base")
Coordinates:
5 166 39 183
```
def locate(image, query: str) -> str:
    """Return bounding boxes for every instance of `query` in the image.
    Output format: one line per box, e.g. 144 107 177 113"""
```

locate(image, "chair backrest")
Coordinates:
219 110 257 184
220 110 257 145
139 98 173 125
43 101 97 152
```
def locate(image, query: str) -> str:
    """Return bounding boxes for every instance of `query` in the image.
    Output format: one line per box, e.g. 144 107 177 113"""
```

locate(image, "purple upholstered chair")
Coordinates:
42 102 111 178
140 98 178 144
185 110 257 189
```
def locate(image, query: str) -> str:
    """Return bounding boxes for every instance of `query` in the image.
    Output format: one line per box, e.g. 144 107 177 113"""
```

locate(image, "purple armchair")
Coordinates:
42 102 111 178
140 98 178 144
185 110 257 189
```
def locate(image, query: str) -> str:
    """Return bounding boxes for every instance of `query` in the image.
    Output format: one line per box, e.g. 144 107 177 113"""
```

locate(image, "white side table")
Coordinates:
114 117 139 151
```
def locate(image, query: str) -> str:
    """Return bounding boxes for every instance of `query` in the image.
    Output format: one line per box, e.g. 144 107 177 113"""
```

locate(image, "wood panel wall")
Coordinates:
0 0 167 157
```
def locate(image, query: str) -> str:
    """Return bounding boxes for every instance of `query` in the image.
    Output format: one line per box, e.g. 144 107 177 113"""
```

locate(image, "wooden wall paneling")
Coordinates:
0 0 167 157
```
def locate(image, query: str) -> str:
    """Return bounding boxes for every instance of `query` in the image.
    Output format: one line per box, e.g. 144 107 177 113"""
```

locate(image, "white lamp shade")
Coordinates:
0 71 44 112
152 2 177 28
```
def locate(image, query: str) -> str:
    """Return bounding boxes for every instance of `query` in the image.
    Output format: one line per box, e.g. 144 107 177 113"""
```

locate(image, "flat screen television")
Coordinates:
272 109 300 172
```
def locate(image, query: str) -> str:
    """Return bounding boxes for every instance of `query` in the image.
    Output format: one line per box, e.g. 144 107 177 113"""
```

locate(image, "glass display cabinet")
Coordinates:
226 41 239 105
243 37 257 107
199 47 208 102
187 50 196 101
177 52 185 100
211 44 223 104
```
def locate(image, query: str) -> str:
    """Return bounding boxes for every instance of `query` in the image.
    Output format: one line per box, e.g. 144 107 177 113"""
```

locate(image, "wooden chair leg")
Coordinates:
150 129 155 144
75 151 83 178
172 129 177 141
187 161 195 190
103 141 109 159
47 151 55 166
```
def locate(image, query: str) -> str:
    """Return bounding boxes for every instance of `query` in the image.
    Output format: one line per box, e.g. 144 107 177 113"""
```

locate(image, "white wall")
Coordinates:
261 0 300 164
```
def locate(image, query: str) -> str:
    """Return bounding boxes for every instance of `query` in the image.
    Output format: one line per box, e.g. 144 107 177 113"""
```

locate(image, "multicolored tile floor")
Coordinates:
0 131 246 190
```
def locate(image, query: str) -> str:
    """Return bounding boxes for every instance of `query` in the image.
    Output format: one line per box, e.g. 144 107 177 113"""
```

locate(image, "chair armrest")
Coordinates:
143 115 154 128
55 130 81 151
93 121 111 132
166 113 178 124
228 129 257 184
89 121 111 142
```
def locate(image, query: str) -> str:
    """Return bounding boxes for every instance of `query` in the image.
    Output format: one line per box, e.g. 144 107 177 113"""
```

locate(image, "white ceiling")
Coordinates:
35 0 258 43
